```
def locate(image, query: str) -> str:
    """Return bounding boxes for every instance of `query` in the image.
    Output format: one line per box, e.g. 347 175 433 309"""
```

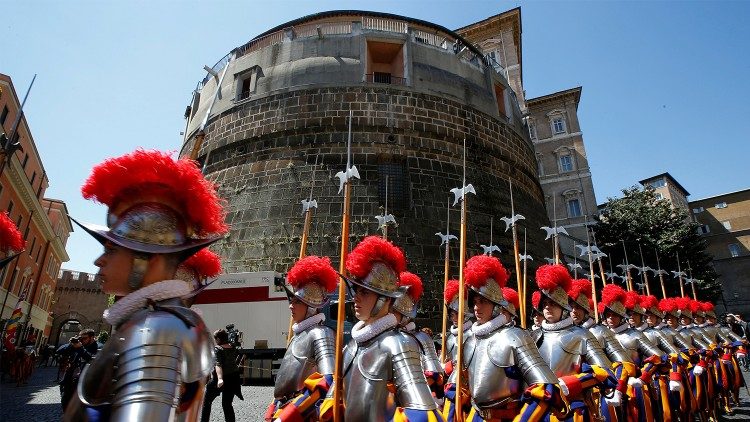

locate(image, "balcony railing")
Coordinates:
365 73 407 86
362 17 407 33
294 22 353 38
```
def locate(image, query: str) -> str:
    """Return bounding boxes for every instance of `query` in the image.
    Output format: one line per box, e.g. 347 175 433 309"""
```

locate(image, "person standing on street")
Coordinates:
59 329 99 411
201 329 242 422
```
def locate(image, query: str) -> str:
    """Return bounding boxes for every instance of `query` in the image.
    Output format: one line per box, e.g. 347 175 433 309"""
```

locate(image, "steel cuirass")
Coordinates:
464 325 557 409
274 324 335 400
643 327 680 355
65 298 214 422
340 329 436 420
700 324 721 344
413 331 443 374
536 321 612 377
689 326 715 346
660 325 691 350
586 322 633 364
611 325 663 364
678 326 710 349
718 325 743 343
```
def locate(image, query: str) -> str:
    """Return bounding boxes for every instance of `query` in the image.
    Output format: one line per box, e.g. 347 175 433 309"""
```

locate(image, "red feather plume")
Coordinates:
535 264 572 292
658 297 677 313
444 279 460 303
569 279 592 300
0 212 24 253
346 236 406 280
81 149 228 236
623 291 641 310
399 272 424 302
288 256 338 293
598 302 606 315
465 255 510 289
182 248 222 278
688 299 701 314
701 301 715 313
640 295 659 311
601 284 627 307
674 296 693 313
532 291 541 309
502 287 520 310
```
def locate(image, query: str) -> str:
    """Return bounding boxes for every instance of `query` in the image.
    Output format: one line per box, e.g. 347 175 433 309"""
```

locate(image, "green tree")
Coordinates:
97 330 110 344
594 186 720 301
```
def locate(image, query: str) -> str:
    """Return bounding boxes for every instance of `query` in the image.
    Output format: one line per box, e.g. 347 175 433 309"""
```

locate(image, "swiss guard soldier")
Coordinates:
267 256 338 422
568 279 633 421
639 294 687 421
600 286 666 422
442 278 472 421
392 271 444 401
64 149 228 421
319 236 441 421
533 264 621 420
461 255 562 422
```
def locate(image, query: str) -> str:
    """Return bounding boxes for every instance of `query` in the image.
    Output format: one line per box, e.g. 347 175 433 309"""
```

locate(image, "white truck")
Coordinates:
192 270 353 383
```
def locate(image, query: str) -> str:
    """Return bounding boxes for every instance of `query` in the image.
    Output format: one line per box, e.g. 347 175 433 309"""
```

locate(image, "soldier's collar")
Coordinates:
292 312 326 335
581 318 596 329
611 322 630 334
471 313 509 337
450 323 472 336
541 316 574 331
351 314 397 344
103 279 192 327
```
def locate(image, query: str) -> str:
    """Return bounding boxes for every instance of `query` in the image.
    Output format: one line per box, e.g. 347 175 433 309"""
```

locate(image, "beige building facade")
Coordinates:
690 189 750 317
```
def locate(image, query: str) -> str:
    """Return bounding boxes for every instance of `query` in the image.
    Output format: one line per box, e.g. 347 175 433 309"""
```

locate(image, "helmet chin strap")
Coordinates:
128 253 150 290
370 295 389 318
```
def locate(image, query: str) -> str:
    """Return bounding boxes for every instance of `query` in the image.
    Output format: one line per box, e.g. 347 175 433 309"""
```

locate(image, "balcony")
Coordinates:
365 73 407 86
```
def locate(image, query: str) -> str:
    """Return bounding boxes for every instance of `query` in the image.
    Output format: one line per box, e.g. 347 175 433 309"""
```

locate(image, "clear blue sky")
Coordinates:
4 0 749 273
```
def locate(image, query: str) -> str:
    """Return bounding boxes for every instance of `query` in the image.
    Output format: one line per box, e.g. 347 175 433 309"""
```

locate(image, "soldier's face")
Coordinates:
289 298 308 323
694 316 704 324
94 241 135 297
666 315 678 327
449 310 459 326
472 295 494 324
604 310 622 328
353 286 378 321
707 316 717 324
570 303 586 325
628 313 642 327
645 313 660 326
541 298 563 323
680 316 692 326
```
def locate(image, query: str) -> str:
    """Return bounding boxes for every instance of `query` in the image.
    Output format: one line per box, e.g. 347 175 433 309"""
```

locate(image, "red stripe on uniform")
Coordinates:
194 286 287 304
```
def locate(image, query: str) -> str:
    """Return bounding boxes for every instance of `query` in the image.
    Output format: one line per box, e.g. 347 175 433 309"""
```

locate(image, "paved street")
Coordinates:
3 365 750 421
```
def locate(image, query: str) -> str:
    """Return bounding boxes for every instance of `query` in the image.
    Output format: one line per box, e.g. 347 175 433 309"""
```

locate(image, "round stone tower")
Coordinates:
181 11 551 326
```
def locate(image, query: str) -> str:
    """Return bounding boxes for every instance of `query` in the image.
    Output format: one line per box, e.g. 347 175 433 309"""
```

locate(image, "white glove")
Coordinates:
605 389 623 407
627 377 643 388
557 378 569 397
693 365 705 376
669 380 683 392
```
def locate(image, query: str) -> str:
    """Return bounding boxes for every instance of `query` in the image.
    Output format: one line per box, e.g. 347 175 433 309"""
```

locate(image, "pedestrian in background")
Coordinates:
58 329 98 410
201 329 243 422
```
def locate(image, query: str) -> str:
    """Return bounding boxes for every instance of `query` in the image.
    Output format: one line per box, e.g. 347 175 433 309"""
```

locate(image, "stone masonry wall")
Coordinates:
184 85 552 328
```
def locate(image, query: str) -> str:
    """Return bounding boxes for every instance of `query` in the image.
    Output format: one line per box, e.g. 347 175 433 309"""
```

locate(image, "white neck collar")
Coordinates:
582 318 595 329
472 313 509 336
450 323 472 336
636 322 648 332
698 322 709 328
611 322 630 334
656 322 667 329
542 316 574 331
103 279 192 327
351 314 397 344
293 312 326 334
402 321 416 332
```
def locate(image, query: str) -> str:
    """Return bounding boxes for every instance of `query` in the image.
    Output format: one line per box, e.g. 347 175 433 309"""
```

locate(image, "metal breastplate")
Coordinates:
274 325 335 399
588 324 633 364
719 325 742 343
678 326 709 349
615 328 663 364
614 329 641 364
466 326 556 408
643 327 679 355
701 325 720 344
691 327 714 346
537 325 585 377
65 299 213 422
342 329 436 420
414 331 443 374
663 326 690 349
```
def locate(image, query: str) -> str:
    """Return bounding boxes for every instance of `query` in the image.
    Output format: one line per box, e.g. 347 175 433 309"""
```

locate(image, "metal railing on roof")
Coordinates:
362 16 407 33
293 22 353 38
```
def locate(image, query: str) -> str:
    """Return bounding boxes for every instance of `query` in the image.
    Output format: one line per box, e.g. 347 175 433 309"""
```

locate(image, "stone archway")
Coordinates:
50 312 92 347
